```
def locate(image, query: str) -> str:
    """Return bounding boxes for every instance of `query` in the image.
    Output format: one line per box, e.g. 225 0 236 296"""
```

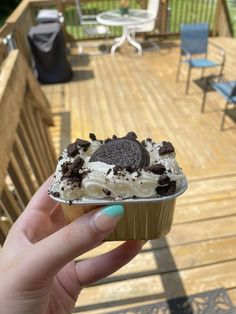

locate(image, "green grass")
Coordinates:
64 0 219 40
0 17 6 28
64 1 140 40
227 0 236 36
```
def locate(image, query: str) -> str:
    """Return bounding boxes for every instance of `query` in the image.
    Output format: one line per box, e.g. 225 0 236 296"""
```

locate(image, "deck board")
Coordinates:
41 37 236 313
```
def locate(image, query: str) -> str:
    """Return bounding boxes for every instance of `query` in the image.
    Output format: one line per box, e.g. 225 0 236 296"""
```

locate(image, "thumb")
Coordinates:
26 205 124 280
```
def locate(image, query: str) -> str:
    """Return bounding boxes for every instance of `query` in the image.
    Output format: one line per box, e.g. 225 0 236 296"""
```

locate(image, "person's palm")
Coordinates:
0 178 141 314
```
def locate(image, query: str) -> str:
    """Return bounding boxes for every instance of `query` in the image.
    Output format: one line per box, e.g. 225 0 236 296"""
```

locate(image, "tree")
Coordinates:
0 0 21 26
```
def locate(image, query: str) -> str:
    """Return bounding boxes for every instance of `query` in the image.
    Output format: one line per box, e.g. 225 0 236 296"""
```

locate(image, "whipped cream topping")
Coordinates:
49 135 186 201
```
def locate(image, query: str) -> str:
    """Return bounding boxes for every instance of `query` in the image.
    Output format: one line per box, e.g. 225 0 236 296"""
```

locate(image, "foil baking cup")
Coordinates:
50 178 187 240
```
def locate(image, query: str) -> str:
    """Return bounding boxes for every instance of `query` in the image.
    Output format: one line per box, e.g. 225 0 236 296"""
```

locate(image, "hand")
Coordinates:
0 177 142 314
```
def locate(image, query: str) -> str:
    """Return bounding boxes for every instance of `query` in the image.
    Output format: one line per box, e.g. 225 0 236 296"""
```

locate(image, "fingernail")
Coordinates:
94 205 124 232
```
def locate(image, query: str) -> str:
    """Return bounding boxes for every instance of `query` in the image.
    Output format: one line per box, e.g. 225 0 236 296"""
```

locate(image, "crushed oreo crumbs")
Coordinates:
159 141 175 156
89 133 96 141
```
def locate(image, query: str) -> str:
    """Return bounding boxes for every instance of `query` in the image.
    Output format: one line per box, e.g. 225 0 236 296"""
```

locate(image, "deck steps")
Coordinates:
77 173 236 313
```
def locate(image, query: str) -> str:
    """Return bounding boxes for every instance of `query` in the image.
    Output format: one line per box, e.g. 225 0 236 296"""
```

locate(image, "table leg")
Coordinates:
126 30 142 55
111 26 142 55
111 32 127 55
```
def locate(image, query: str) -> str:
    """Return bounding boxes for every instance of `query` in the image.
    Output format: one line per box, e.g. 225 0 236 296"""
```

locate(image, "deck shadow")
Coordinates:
73 293 166 313
74 237 193 313
71 70 94 82
150 238 193 314
69 54 91 67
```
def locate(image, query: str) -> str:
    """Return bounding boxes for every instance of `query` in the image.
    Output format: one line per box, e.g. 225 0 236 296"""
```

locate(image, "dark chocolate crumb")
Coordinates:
66 156 84 177
159 141 175 156
123 131 137 140
112 135 117 139
103 188 111 196
136 170 142 177
107 168 112 175
104 138 112 143
62 157 87 187
113 165 124 175
133 195 137 199
51 191 60 198
89 133 97 141
148 164 166 175
158 174 171 185
156 181 176 196
168 181 176 194
58 156 63 161
69 200 73 206
62 161 72 176
76 138 91 148
146 138 152 142
125 165 134 173
67 142 79 157
141 140 146 146
61 187 64 191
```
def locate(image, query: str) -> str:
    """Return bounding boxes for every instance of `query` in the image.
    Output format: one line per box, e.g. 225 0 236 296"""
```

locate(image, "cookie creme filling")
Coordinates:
49 133 185 201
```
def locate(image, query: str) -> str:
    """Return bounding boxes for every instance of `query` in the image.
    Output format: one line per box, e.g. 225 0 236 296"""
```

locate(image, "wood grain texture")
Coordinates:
43 38 236 179
0 51 26 193
0 39 7 67
1 185 22 222
0 50 56 241
41 38 236 312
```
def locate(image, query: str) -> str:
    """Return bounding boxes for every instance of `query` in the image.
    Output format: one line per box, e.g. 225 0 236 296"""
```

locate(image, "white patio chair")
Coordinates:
75 0 110 54
128 0 160 51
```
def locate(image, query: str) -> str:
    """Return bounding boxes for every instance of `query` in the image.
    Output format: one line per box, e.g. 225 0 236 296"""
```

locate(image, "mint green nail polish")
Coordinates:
101 205 124 217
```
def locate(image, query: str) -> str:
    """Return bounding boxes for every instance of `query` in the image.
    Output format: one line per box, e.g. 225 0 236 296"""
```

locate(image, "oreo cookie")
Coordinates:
90 138 150 171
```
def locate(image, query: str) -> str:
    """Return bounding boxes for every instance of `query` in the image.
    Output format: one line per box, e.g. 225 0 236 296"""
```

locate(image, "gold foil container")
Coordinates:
50 178 187 241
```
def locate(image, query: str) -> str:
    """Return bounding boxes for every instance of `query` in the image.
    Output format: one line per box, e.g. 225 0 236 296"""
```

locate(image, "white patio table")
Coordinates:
96 9 156 55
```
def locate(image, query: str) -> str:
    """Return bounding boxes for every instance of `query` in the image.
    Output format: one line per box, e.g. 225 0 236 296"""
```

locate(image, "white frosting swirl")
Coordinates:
49 138 186 201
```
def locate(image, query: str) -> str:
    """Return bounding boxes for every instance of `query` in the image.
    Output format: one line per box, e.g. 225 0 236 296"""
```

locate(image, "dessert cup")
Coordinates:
51 177 187 241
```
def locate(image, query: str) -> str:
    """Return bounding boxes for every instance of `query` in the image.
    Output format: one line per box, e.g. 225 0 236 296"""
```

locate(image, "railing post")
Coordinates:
140 0 148 9
212 0 233 37
158 0 168 35
212 0 223 36
55 0 66 34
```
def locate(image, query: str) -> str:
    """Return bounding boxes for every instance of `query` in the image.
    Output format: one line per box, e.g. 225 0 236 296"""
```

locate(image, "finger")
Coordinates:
26 205 124 281
25 175 57 213
75 240 142 286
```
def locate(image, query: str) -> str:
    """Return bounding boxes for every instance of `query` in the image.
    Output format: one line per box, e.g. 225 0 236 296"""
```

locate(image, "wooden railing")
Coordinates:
0 39 7 66
0 50 57 245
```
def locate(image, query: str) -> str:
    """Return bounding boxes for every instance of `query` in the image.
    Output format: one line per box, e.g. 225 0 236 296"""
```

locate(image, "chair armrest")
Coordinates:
208 41 226 66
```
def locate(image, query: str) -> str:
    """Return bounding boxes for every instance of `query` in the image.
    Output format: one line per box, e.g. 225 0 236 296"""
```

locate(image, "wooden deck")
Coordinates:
42 37 236 313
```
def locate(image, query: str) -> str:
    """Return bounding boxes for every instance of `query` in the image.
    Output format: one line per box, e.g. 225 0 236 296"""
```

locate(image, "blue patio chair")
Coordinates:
176 23 225 94
202 80 236 130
